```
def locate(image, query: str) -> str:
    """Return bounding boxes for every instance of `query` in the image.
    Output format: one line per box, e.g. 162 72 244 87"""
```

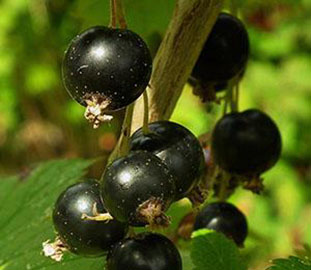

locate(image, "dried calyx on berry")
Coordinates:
106 232 182 270
101 151 176 228
130 121 205 201
62 26 152 128
190 12 250 102
43 180 128 261
194 202 248 246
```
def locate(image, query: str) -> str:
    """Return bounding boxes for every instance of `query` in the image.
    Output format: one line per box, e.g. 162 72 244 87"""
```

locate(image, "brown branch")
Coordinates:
115 0 127 29
109 0 117 28
131 0 224 133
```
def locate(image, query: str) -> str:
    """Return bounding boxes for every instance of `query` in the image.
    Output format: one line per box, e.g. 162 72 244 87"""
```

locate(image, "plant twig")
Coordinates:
235 83 240 111
107 103 134 165
142 91 150 134
115 0 127 29
131 0 224 133
109 0 117 28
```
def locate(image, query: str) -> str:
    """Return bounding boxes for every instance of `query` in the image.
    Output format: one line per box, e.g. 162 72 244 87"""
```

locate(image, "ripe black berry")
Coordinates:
211 109 282 175
102 151 176 227
52 180 128 257
62 26 152 128
194 202 248 246
192 12 249 84
130 121 205 200
106 233 182 270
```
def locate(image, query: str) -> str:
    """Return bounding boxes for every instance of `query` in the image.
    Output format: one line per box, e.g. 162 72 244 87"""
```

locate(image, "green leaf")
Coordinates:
267 256 311 270
191 229 247 270
0 159 107 270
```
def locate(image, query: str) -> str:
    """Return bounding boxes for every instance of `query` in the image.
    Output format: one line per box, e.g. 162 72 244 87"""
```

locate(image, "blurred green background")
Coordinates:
0 0 310 269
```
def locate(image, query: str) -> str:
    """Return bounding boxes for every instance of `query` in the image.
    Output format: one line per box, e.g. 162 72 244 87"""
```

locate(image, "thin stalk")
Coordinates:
107 103 134 165
235 83 240 112
115 0 127 29
218 171 229 201
109 0 117 28
223 91 229 115
142 91 150 134
223 85 234 115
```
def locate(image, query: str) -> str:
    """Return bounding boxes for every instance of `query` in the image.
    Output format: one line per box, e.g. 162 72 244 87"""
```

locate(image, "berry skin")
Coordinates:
211 109 282 175
130 121 205 200
62 26 152 128
106 233 182 270
102 151 176 227
192 12 249 84
52 180 128 257
194 202 248 246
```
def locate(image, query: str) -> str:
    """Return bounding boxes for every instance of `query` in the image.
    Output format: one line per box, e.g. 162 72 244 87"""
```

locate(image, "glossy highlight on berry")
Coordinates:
130 121 205 200
52 180 128 257
102 151 176 227
62 26 152 128
194 202 248 246
192 12 249 84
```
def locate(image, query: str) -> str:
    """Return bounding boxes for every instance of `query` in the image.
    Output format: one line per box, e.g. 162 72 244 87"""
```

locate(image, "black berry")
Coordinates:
211 109 282 175
194 202 248 246
130 121 205 200
106 233 182 270
102 151 176 227
192 12 249 84
62 26 152 128
52 180 128 256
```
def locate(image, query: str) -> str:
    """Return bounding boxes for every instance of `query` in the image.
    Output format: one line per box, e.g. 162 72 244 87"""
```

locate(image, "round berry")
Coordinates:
191 12 249 86
102 151 176 227
52 180 128 256
211 109 282 175
106 233 182 270
194 202 248 246
62 26 152 128
130 121 205 200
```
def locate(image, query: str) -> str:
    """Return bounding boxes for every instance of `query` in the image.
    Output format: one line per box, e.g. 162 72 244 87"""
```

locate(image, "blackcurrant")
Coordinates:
211 109 282 175
130 121 205 200
194 202 248 246
106 233 182 270
52 180 128 257
102 151 176 227
192 12 249 84
62 26 152 128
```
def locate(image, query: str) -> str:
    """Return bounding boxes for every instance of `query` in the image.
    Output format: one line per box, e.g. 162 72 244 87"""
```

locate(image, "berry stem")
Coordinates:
115 0 127 29
223 90 229 115
234 83 240 112
218 171 230 201
142 90 150 135
108 103 134 164
109 0 117 28
228 85 237 112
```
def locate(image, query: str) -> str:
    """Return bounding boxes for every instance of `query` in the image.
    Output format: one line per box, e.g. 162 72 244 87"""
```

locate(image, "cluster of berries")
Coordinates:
43 11 282 270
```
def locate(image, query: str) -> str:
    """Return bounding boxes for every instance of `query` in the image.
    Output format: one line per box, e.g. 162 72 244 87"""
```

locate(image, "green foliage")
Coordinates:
267 256 311 270
0 159 108 270
0 0 310 269
191 229 247 270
